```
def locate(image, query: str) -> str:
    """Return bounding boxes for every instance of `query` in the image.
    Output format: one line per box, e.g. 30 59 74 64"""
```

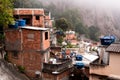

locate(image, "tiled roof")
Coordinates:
106 43 120 53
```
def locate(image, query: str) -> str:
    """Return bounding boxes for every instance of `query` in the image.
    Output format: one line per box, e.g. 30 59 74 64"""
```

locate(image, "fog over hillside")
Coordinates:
15 0 120 39
39 0 120 39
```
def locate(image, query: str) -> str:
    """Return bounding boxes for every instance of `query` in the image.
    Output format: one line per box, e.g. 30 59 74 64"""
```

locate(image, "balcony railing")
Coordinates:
43 59 72 74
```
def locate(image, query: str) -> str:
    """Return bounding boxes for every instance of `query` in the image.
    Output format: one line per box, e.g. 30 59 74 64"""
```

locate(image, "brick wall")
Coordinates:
5 29 22 51
42 31 50 50
7 51 43 77
18 15 32 26
14 9 45 27
7 51 23 66
57 70 70 80
5 29 49 51
5 28 50 77
14 9 44 16
42 70 70 80
34 10 44 15
22 29 41 51
22 29 50 51
5 28 50 52
19 10 32 15
23 51 42 77
32 16 44 27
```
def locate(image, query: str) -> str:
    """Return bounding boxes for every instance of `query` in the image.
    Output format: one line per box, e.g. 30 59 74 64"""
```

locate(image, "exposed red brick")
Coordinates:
5 28 50 77
42 70 70 80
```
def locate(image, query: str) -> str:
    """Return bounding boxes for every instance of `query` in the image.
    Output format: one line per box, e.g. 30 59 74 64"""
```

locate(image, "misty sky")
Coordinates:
74 0 120 9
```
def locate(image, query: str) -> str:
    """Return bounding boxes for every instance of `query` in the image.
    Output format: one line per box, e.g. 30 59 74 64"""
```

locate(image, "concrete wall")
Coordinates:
109 53 120 76
90 65 110 76
0 59 29 80
90 53 120 80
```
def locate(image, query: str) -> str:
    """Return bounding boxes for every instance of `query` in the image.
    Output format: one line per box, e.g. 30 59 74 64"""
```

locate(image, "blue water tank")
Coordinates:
100 35 115 45
76 55 83 61
14 22 19 28
18 20 26 26
74 62 84 69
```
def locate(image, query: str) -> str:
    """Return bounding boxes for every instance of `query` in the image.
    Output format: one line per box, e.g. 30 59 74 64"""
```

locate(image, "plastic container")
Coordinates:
74 62 84 69
14 22 19 28
76 55 83 61
18 20 26 26
100 35 115 45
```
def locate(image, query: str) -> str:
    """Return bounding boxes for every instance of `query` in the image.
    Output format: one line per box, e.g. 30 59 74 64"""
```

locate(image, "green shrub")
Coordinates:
17 66 25 73
66 43 73 48
4 53 9 61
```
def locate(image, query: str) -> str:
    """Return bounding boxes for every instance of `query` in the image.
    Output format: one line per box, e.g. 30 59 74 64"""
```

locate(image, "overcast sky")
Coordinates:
39 0 120 10
74 0 120 9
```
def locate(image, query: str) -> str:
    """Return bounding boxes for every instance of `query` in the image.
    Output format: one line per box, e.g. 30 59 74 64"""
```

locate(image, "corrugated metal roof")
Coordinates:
106 43 120 53
21 26 49 31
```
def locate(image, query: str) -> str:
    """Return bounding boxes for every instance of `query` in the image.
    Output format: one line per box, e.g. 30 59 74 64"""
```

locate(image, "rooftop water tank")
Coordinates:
76 55 83 61
14 22 19 28
18 19 26 26
74 62 84 69
100 35 115 45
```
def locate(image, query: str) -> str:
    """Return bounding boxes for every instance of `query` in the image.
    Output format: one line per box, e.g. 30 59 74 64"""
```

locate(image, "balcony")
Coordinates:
42 58 72 74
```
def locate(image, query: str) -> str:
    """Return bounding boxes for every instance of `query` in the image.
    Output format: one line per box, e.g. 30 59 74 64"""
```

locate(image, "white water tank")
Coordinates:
53 59 57 64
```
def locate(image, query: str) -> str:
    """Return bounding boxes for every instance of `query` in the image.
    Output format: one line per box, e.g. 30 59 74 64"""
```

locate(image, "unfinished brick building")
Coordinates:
5 26 50 77
14 8 52 28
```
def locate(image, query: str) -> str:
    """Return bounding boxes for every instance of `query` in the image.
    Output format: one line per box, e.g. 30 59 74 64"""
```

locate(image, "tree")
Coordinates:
75 22 88 34
75 22 89 38
0 0 14 28
14 0 44 8
55 18 70 31
57 36 63 46
88 26 100 41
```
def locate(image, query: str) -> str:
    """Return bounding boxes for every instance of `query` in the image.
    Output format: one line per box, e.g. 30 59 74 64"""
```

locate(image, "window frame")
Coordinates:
45 32 48 40
12 51 19 59
36 16 40 20
27 33 35 41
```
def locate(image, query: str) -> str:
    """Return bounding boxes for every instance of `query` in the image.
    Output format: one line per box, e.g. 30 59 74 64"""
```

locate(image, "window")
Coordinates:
12 51 19 59
27 33 34 41
14 15 19 19
36 16 39 20
23 18 31 25
45 32 48 40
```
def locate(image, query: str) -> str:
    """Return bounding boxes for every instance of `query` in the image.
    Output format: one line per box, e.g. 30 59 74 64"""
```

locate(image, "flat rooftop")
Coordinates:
21 26 49 31
14 8 44 10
